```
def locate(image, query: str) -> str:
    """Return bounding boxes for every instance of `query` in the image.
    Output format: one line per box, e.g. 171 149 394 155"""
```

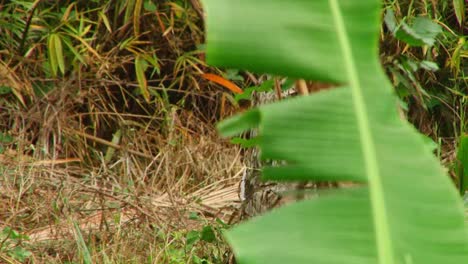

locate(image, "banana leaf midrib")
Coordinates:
329 1 394 262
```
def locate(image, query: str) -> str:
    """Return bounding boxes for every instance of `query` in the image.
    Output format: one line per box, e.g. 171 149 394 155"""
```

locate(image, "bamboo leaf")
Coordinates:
47 33 66 76
135 55 150 102
53 33 66 75
72 221 92 264
98 11 112 33
134 0 143 35
47 34 58 76
454 0 465 26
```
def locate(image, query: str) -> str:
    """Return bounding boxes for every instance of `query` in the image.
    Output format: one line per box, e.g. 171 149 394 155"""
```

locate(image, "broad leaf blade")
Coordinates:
457 134 468 195
204 0 468 263
229 189 376 264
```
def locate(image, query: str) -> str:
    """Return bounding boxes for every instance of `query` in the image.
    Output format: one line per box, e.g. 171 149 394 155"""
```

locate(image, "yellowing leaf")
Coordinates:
47 33 65 76
54 35 65 75
454 0 465 26
47 34 57 76
134 0 143 35
135 56 150 102
98 11 112 33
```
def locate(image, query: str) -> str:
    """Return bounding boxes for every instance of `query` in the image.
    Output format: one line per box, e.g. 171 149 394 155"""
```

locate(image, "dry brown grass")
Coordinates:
0 75 243 263
0 1 249 262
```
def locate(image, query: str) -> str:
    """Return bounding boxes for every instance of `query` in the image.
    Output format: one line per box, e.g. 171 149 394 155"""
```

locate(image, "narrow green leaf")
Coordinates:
217 109 260 137
454 0 465 26
104 129 121 162
53 33 66 75
230 137 259 148
73 221 92 264
61 36 85 64
47 34 58 76
98 10 112 33
135 55 150 102
419 60 439 71
124 1 136 26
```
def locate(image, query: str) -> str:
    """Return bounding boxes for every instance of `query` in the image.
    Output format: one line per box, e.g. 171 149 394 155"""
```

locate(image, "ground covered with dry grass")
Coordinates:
0 101 243 263
0 1 248 263
1 93 244 263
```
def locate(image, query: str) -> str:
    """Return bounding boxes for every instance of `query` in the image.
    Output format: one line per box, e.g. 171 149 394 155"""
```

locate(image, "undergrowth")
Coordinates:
382 1 468 190
0 0 467 263
0 0 245 263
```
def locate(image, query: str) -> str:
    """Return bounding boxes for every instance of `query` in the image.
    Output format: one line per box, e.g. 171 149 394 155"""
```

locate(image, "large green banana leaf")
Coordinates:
201 0 468 263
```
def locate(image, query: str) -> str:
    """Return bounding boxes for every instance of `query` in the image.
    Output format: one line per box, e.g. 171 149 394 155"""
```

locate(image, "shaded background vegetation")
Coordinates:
0 0 467 263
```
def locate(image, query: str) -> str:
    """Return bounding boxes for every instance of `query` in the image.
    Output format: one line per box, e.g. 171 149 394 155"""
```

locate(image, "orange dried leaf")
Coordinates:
202 73 243 94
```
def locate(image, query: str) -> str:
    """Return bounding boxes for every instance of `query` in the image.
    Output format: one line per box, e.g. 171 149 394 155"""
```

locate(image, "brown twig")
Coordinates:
189 0 204 20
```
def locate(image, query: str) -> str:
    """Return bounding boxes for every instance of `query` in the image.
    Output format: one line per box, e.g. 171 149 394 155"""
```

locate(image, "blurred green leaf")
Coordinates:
47 33 66 76
230 137 259 148
188 212 200 220
457 134 468 195
9 246 32 262
200 226 216 243
144 0 157 12
453 0 465 26
0 132 13 143
0 85 12 95
47 34 58 76
385 10 442 46
73 221 92 264
234 79 275 102
419 60 439 71
186 230 200 248
204 0 468 263
224 69 244 81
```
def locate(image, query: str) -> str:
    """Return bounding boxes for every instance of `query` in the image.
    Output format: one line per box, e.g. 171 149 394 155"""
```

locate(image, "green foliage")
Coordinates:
384 10 442 47
0 0 206 103
48 33 66 76
234 79 274 102
202 0 468 263
0 132 14 154
453 0 465 26
72 221 92 264
0 1 236 262
457 134 468 195
381 0 468 141
0 86 13 95
0 227 32 262
158 214 229 264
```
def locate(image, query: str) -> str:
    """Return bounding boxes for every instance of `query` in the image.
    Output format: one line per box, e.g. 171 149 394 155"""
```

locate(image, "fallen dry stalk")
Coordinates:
64 128 154 159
